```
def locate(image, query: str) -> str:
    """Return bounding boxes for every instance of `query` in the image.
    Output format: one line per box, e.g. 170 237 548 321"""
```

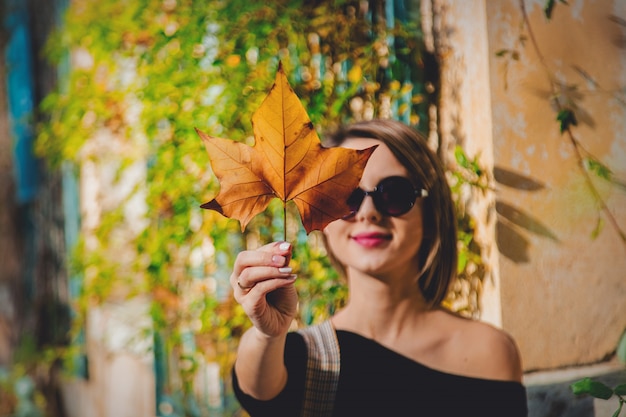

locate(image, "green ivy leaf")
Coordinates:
557 109 577 133
544 0 569 20
571 377 614 400
591 216 604 240
457 251 468 274
615 384 626 396
585 158 612 181
455 146 470 168
544 0 556 19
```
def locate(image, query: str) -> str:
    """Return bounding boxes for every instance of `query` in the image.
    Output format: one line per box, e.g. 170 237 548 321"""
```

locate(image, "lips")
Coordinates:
351 232 392 248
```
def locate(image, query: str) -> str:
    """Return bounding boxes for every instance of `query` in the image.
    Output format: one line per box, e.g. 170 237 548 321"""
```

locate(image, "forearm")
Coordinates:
234 326 289 400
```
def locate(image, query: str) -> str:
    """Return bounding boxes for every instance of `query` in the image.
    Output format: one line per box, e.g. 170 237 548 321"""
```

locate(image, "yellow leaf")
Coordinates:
347 65 363 83
225 54 241 67
197 63 375 233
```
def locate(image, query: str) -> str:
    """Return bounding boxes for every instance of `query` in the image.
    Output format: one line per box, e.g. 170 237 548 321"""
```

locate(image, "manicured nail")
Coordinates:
279 267 292 274
272 255 286 265
279 242 291 251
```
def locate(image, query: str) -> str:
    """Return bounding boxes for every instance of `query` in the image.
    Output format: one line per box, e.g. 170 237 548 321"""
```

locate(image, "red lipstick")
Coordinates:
351 232 391 248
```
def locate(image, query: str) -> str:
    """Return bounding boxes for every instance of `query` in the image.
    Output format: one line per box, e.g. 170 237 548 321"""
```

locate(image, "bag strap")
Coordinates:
297 319 341 417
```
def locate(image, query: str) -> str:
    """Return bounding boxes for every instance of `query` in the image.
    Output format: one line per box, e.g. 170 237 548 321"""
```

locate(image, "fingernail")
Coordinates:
279 242 291 251
286 274 297 280
272 255 286 265
278 267 292 273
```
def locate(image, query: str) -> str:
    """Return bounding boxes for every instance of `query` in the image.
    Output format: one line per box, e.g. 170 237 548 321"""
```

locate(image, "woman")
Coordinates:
230 119 527 416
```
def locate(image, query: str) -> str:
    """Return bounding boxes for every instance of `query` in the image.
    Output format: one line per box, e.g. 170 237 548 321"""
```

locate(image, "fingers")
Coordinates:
235 266 296 295
233 242 292 273
231 242 294 292
240 277 298 337
231 242 298 337
237 280 254 291
235 277 297 319
239 275 297 301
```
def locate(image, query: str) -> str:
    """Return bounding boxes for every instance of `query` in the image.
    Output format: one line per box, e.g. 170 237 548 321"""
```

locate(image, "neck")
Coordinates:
333 268 432 340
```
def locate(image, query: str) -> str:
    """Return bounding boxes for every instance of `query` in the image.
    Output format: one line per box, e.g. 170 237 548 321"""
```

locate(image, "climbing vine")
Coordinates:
34 0 486 414
526 0 626 244
495 0 626 245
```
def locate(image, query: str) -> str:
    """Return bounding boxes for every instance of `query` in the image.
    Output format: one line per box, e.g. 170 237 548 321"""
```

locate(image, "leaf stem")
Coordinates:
283 202 287 242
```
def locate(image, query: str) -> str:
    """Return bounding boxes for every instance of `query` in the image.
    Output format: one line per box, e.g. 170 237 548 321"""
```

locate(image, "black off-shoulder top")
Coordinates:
233 329 528 417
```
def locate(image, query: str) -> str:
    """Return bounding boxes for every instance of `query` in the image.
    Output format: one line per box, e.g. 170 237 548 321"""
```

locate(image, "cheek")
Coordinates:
396 212 425 249
323 221 345 251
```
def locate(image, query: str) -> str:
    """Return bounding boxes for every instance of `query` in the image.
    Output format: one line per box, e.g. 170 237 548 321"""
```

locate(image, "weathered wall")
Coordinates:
434 0 626 371
61 299 156 417
423 0 504 326
487 0 626 371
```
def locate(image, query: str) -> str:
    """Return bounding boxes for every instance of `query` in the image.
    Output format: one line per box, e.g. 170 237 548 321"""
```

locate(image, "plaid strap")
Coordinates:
297 319 341 417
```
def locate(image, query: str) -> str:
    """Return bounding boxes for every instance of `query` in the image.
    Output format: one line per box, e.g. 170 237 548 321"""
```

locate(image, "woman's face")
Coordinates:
324 138 425 283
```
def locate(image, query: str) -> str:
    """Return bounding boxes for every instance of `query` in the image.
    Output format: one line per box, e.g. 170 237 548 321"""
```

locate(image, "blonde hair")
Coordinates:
324 119 457 307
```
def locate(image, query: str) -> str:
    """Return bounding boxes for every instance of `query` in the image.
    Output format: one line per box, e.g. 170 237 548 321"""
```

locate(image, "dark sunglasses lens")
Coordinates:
346 188 366 213
378 177 416 216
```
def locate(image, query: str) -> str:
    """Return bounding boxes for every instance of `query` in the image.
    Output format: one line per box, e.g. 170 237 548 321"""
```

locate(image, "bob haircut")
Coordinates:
323 119 458 308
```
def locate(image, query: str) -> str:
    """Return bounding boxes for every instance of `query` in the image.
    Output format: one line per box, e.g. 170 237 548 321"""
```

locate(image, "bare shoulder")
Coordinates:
441 312 523 382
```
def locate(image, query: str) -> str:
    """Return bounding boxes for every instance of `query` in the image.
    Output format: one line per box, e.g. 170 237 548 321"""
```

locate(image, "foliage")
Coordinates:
0 366 45 417
556 108 577 133
543 0 569 20
445 146 492 315
0 367 45 417
0 336 57 417
571 377 626 417
34 0 486 413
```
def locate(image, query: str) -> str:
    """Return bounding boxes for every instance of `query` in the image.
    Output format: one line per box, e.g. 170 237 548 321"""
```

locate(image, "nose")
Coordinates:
354 194 382 223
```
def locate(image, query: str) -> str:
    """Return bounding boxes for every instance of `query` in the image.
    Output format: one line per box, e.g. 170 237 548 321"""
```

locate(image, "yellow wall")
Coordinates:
434 0 626 371
488 0 626 371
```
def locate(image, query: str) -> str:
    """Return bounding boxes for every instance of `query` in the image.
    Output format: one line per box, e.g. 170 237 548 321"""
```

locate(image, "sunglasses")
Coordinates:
344 176 428 218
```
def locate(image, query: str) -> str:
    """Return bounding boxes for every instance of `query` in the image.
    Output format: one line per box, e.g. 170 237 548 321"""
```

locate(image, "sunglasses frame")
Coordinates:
344 176 429 218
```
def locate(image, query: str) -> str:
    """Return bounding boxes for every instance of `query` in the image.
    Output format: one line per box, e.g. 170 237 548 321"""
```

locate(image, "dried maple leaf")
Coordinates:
197 63 376 234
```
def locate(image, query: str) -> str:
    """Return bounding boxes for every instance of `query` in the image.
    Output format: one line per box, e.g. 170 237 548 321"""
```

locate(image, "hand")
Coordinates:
231 241 298 338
